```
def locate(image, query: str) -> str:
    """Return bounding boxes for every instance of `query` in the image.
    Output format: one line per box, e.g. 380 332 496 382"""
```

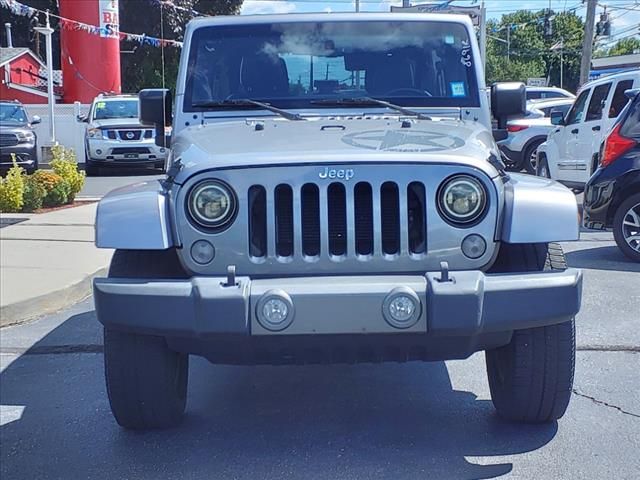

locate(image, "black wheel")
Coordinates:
537 156 551 178
104 249 189 430
523 140 544 174
613 193 640 262
486 243 575 423
85 158 99 177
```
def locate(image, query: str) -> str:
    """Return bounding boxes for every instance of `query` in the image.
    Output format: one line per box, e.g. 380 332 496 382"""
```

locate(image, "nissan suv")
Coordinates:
80 94 168 176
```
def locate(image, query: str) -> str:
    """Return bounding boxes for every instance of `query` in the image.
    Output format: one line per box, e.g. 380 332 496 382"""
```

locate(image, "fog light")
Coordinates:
160 148 166 153
96 149 102 155
190 240 215 264
256 290 294 331
383 287 421 329
461 234 487 259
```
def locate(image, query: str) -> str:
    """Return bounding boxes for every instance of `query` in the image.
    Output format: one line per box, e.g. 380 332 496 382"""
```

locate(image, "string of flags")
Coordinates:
0 0 183 48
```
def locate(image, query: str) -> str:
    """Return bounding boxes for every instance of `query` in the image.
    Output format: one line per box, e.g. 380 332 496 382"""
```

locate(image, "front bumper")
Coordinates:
0 143 37 168
86 138 167 165
94 269 582 340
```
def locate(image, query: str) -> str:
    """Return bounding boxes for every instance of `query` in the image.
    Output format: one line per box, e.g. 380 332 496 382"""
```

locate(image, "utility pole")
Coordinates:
402 0 410 7
34 11 55 144
506 26 510 62
580 0 597 87
480 0 487 72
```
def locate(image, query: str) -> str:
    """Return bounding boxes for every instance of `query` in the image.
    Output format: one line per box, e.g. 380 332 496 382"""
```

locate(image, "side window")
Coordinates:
527 91 541 100
609 79 633 118
544 92 563 99
565 89 590 125
585 83 611 122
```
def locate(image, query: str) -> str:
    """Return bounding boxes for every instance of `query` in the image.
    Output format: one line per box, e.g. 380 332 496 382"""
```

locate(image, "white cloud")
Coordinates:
241 1 297 16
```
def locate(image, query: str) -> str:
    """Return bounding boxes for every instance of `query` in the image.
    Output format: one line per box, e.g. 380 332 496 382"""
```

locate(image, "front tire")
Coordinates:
486 243 575 423
613 193 640 262
537 156 551 178
85 158 99 177
104 249 189 429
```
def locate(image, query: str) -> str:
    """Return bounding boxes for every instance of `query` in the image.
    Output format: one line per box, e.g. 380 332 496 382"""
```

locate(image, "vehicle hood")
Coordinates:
0 122 30 131
172 117 499 183
90 118 144 129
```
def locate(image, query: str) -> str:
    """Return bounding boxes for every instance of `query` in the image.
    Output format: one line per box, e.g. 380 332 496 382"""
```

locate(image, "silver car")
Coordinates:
80 94 168 176
499 98 574 173
92 13 582 430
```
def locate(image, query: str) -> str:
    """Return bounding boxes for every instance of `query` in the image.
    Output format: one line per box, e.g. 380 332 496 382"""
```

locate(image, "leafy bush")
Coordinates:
32 170 70 207
22 175 47 212
50 145 85 202
0 157 25 213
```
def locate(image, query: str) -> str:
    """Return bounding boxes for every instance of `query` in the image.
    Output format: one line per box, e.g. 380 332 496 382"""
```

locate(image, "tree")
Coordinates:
486 9 584 93
595 37 640 58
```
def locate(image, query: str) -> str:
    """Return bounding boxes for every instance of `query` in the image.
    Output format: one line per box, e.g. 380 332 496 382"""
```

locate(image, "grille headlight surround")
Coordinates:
187 180 237 229
437 175 488 226
87 128 103 139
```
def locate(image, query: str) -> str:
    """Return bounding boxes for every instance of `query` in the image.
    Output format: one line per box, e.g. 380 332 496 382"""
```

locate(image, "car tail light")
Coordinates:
601 124 637 167
507 124 529 133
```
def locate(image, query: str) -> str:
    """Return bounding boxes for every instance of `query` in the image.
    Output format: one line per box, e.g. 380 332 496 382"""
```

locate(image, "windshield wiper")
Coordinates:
310 97 431 120
192 99 305 121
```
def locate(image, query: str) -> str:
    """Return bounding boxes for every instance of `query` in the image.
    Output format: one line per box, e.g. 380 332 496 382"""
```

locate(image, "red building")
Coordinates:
0 47 62 104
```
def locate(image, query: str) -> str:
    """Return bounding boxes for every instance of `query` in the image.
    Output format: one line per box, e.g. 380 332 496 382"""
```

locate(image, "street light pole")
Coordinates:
34 11 55 144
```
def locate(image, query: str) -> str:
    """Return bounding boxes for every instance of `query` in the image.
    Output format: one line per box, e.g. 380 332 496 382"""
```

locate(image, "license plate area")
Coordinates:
124 153 139 159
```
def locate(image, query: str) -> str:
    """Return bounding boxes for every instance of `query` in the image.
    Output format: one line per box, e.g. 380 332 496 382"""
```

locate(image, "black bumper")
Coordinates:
0 144 37 169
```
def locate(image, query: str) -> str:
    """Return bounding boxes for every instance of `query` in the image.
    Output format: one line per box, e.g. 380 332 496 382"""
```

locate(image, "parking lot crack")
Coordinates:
577 345 639 352
0 345 103 355
572 389 640 419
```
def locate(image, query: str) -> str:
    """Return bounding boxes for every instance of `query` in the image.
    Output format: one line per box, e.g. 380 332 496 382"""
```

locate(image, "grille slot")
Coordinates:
248 185 267 258
274 184 294 257
301 184 320 257
380 182 400 255
354 182 374 256
327 183 347 256
408 182 427 254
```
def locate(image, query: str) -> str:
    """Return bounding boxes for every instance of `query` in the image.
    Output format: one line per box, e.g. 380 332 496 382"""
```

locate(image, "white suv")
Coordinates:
537 70 640 190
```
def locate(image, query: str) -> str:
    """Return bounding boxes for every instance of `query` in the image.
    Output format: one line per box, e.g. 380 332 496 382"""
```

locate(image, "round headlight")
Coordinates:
438 175 487 225
188 180 236 228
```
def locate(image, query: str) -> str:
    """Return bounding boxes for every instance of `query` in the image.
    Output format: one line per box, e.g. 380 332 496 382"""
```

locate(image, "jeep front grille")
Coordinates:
247 181 426 261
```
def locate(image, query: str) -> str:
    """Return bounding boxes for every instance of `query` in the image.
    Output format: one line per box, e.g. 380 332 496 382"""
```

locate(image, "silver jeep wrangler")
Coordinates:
93 13 582 430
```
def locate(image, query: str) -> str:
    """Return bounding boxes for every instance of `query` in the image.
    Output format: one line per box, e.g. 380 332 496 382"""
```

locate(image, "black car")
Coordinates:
0 100 41 174
583 89 640 262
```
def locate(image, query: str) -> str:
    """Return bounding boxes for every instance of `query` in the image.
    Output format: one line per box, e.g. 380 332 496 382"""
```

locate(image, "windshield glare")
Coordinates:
0 104 28 124
92 100 139 120
185 21 479 111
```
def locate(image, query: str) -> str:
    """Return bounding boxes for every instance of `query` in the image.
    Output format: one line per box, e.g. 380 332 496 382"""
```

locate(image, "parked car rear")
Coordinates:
583 88 640 262
498 98 573 173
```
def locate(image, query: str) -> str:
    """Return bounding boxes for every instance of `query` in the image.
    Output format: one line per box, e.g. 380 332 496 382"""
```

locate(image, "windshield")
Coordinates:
92 100 139 120
0 104 28 124
185 21 480 112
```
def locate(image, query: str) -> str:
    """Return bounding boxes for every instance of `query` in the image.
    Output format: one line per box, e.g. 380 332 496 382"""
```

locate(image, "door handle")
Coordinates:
571 128 579 134
592 125 601 131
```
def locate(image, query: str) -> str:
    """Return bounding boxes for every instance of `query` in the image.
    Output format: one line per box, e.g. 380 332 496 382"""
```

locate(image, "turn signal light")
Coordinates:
506 124 529 133
601 124 637 168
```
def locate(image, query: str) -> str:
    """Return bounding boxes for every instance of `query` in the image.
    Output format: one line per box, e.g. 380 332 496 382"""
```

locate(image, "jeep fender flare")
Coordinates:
500 173 579 243
96 181 175 249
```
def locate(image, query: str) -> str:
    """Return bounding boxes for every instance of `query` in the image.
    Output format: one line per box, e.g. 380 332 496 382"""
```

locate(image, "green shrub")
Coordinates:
0 157 25 213
32 170 69 207
50 145 84 202
22 175 47 212
44 180 69 207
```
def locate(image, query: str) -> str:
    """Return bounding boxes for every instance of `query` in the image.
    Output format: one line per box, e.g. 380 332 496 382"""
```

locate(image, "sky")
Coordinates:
239 0 640 49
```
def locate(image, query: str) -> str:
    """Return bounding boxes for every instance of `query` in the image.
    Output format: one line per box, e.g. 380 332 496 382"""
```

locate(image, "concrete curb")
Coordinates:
0 266 108 329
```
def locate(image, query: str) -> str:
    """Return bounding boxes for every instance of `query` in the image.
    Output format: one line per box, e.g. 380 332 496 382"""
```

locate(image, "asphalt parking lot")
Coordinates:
1 205 638 479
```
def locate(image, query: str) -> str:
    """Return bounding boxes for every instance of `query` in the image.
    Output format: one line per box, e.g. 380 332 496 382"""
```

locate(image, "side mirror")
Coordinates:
77 114 88 123
140 88 172 148
31 115 41 125
550 110 565 126
491 82 526 129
